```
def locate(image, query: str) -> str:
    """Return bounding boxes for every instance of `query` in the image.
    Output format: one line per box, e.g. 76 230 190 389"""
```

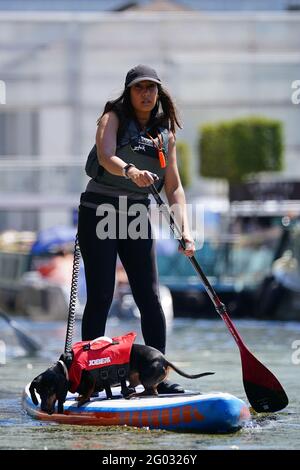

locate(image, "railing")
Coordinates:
0 251 30 284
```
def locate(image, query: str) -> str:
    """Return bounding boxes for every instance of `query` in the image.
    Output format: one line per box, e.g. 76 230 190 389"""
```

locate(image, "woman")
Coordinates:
78 64 195 393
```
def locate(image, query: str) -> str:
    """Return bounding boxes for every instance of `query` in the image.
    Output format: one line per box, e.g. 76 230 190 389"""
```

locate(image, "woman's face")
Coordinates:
130 80 158 114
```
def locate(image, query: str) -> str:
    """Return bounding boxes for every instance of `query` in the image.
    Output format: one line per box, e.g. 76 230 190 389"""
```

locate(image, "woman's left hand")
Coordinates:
178 234 195 258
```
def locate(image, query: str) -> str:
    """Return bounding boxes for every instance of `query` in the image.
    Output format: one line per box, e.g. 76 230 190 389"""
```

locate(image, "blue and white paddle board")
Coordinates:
22 384 250 433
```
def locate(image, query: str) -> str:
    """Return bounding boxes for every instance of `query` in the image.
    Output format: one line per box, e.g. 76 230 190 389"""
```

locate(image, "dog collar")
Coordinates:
58 360 69 381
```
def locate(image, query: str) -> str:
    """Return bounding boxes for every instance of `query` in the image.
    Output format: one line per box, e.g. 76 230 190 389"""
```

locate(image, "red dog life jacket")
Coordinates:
68 332 137 393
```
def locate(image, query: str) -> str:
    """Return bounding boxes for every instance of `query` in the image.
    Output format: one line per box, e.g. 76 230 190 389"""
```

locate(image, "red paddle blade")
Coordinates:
240 346 288 412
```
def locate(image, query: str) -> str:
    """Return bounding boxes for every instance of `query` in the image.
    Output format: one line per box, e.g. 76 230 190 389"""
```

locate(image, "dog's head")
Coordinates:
29 360 69 415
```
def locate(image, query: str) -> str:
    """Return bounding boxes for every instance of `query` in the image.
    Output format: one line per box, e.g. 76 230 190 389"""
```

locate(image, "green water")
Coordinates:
0 317 299 450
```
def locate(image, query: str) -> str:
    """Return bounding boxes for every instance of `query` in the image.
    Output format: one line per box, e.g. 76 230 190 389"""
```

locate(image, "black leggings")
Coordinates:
77 203 166 353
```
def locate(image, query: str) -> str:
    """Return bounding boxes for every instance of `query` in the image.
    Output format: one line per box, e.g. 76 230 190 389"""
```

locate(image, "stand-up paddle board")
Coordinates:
22 384 250 433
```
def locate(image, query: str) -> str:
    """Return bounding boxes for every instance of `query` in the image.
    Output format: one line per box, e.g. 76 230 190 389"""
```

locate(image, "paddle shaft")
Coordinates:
150 185 246 350
0 310 40 354
185 257 244 347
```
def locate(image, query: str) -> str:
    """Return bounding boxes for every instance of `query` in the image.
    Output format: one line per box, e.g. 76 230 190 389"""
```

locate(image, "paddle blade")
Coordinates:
241 347 288 412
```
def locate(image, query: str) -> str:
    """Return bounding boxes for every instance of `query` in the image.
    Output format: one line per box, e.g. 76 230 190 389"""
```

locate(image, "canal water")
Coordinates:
0 316 299 450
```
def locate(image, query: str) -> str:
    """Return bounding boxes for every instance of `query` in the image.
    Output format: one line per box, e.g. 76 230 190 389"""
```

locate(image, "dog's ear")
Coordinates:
56 377 69 414
57 378 69 401
29 377 41 406
57 401 64 414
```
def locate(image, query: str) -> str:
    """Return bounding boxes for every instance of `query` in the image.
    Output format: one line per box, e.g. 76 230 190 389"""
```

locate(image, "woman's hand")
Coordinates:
128 168 159 187
178 233 195 258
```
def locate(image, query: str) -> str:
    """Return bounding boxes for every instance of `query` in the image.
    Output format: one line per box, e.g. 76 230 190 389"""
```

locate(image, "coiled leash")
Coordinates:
64 232 81 354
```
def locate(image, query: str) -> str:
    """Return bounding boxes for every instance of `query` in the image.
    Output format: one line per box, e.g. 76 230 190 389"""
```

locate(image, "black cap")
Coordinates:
125 64 161 88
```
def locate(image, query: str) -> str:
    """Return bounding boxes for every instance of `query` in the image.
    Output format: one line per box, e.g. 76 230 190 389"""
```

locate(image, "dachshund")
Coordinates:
29 343 214 415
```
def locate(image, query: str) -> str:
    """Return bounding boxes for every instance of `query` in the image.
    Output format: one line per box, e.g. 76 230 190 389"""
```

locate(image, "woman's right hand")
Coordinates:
127 168 159 187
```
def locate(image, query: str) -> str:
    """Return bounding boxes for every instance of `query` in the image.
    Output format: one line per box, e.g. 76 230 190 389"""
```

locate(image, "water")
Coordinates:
0 317 299 450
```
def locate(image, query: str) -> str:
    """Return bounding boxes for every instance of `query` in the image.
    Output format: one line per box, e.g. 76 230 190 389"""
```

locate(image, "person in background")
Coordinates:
78 65 195 393
38 248 73 286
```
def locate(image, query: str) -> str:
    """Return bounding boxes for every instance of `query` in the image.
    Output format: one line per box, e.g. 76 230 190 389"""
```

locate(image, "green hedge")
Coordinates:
176 140 192 188
199 116 284 183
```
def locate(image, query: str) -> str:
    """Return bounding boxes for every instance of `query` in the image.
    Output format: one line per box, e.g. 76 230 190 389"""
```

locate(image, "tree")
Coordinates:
199 116 284 183
176 140 192 188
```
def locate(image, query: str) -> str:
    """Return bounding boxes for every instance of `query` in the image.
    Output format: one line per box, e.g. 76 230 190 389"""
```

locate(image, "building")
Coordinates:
0 3 300 230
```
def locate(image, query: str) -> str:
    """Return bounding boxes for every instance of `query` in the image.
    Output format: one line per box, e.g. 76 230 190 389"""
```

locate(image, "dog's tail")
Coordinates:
167 361 214 379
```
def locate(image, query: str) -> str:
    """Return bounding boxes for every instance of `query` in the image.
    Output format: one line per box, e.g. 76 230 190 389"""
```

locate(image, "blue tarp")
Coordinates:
30 226 76 255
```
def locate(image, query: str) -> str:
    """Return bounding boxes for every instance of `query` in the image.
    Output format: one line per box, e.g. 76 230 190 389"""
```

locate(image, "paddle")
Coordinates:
150 184 288 413
0 310 41 355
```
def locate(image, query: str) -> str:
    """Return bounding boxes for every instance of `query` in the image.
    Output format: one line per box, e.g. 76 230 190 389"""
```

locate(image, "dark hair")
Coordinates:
97 84 182 134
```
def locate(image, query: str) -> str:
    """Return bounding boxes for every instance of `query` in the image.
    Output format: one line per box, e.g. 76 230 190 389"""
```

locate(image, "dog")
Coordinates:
29 343 214 415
